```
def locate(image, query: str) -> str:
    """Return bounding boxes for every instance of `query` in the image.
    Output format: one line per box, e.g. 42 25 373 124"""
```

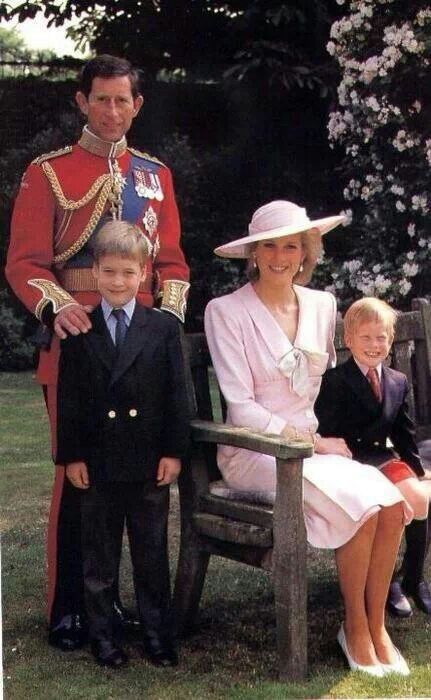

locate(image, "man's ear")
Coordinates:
133 94 144 117
75 91 89 116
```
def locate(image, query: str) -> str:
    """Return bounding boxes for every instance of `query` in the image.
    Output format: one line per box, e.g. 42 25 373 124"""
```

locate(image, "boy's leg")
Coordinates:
80 482 128 667
125 482 176 666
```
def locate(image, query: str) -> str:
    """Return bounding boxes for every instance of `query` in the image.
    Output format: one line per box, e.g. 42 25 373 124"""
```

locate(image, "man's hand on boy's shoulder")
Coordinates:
54 304 94 339
157 457 181 486
66 461 90 489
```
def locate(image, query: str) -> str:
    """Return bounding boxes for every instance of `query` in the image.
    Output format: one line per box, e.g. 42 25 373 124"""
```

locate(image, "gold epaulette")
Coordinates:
127 146 165 167
32 146 73 165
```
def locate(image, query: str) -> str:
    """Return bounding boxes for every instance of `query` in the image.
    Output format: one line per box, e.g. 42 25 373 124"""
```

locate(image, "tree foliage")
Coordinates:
0 1 340 92
324 0 431 307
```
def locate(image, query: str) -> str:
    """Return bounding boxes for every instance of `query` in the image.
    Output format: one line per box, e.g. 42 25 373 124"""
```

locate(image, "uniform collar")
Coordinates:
78 125 128 158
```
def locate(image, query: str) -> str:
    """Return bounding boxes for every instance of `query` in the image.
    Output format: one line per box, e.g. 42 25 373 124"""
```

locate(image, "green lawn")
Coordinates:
1 372 431 699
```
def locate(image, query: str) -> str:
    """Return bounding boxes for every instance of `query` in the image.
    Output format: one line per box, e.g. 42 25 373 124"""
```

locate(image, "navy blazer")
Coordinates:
315 356 424 476
56 302 190 483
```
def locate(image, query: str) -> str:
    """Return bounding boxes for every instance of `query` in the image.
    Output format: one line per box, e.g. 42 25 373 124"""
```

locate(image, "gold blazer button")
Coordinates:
108 410 116 419
129 409 138 418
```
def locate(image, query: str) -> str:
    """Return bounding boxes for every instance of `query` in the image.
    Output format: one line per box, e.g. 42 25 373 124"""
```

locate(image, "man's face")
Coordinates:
75 76 143 142
92 254 146 308
345 320 392 369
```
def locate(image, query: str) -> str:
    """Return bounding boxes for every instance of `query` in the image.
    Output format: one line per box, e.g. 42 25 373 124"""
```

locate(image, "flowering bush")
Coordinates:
323 0 430 307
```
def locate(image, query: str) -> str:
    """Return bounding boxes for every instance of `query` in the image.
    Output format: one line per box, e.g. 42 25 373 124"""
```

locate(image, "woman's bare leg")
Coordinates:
335 512 380 666
365 502 405 664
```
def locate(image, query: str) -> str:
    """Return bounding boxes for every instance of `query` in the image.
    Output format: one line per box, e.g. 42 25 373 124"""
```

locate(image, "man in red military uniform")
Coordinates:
6 54 189 651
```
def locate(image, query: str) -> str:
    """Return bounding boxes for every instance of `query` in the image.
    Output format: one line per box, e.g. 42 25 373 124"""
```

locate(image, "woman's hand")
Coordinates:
314 436 352 458
281 425 313 442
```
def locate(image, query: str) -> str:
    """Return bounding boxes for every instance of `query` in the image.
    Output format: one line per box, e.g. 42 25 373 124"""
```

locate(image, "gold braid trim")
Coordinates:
41 161 111 210
127 146 165 167
32 146 73 165
160 280 190 323
53 178 113 264
28 279 76 320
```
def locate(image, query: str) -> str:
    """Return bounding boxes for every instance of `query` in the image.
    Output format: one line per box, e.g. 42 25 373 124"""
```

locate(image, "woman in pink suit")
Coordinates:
204 200 411 677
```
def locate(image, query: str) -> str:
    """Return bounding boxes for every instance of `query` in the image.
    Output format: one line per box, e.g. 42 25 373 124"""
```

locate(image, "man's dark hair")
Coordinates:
79 54 141 98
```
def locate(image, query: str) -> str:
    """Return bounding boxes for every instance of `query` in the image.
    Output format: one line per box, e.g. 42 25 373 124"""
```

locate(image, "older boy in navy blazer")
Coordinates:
56 221 189 668
315 297 431 618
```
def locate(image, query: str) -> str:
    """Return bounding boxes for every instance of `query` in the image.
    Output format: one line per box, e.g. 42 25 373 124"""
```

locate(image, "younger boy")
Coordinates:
56 221 189 668
315 297 431 618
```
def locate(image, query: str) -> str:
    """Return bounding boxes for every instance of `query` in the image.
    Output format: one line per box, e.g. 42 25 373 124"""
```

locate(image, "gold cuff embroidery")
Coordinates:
160 279 190 323
28 279 76 320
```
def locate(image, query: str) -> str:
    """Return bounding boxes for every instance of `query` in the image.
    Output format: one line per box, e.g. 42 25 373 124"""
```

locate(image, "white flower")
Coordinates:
402 262 419 277
407 223 416 237
373 264 382 273
339 208 353 225
399 279 412 296
418 238 426 247
343 259 362 273
375 275 392 293
395 200 406 212
406 251 415 260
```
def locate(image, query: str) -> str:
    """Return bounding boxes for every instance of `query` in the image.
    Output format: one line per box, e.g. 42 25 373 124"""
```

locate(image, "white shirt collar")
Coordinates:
101 297 136 324
353 357 382 380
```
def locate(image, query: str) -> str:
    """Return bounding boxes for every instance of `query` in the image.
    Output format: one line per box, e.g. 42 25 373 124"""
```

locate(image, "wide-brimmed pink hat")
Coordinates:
214 200 346 258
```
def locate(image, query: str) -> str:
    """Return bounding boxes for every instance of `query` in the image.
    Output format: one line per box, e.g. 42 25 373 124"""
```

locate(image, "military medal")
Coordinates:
142 205 158 237
109 160 127 219
133 168 164 200
142 206 160 259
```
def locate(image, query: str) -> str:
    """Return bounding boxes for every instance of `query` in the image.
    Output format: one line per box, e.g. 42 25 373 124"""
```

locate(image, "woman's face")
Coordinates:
254 234 304 286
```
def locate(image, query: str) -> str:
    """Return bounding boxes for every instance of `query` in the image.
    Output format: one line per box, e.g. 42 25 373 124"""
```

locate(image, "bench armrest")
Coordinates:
191 419 313 460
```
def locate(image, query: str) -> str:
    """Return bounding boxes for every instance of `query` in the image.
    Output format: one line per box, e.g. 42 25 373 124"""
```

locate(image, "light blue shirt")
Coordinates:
101 297 136 345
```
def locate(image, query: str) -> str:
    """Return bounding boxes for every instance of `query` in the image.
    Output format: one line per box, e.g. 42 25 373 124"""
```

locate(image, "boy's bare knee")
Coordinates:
399 480 429 519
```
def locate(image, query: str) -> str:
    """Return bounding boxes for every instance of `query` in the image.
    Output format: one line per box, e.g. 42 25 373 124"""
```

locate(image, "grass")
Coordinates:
1 371 431 699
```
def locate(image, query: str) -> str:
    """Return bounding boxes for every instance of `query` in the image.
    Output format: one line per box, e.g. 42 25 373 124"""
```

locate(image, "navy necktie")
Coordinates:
112 308 127 353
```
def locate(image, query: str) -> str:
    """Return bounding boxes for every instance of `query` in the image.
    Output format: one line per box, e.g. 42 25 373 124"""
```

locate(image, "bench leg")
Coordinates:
173 536 210 637
274 457 308 681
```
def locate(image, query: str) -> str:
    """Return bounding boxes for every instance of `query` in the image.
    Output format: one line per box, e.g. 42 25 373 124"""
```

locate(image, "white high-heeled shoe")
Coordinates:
380 647 410 676
337 624 384 678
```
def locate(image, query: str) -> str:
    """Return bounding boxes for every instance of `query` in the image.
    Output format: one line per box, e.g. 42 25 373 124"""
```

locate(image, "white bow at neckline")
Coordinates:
277 346 329 397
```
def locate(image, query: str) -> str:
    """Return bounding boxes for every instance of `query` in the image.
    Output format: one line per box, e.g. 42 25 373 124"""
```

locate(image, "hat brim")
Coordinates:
214 215 346 259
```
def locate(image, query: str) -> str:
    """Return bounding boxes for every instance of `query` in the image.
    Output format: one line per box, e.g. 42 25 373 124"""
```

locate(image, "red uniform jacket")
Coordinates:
6 137 189 386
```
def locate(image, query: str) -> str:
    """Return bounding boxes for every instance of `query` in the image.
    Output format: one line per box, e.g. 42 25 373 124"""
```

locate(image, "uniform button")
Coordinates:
129 409 138 418
373 441 380 446
108 410 116 419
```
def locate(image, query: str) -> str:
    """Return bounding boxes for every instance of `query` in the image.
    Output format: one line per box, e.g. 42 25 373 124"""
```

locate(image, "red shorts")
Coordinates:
380 459 417 484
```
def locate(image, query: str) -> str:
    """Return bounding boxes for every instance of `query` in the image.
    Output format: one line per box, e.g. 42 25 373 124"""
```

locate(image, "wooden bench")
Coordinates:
173 297 431 681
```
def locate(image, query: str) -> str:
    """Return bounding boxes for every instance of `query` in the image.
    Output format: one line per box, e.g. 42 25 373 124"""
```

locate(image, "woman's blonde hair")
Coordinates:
344 297 398 341
246 229 322 285
92 220 151 264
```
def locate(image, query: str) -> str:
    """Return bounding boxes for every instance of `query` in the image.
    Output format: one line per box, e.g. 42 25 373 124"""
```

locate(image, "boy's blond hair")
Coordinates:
92 220 151 265
344 297 398 341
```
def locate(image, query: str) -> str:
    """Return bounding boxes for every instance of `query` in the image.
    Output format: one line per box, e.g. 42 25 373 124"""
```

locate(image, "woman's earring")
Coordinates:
252 255 257 269
299 262 304 273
